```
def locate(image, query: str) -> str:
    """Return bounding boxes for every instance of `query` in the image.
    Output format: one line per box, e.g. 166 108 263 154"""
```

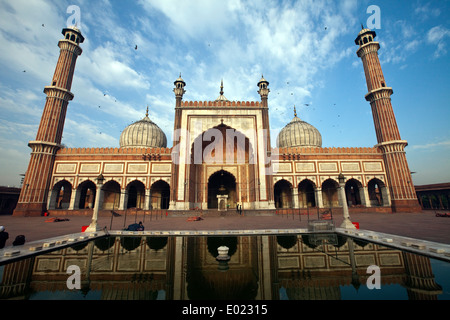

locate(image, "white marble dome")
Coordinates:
120 109 167 148
277 112 322 148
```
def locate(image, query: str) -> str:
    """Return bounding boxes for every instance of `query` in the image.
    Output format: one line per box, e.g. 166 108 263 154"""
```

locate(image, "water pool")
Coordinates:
0 233 449 300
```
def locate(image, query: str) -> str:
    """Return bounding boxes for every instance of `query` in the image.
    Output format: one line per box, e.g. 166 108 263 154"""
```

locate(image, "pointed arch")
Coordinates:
368 178 389 206
77 179 96 209
207 170 236 209
322 179 339 208
150 179 170 209
298 179 316 208
188 123 256 207
345 178 363 207
126 180 146 209
49 180 72 210
101 180 121 210
274 179 293 209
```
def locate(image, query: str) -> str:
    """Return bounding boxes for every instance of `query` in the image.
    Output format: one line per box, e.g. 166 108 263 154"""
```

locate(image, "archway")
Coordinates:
51 180 72 209
126 180 145 209
189 123 256 208
298 179 316 208
102 180 121 210
77 180 96 209
151 180 170 209
274 179 293 209
368 178 388 206
345 179 362 207
322 179 339 208
207 170 236 209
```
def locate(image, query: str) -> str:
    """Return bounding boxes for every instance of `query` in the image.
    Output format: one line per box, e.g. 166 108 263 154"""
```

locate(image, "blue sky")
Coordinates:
0 0 449 187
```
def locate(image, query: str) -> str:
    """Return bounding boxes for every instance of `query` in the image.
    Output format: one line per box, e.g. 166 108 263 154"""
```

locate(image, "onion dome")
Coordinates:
276 106 322 148
119 107 167 148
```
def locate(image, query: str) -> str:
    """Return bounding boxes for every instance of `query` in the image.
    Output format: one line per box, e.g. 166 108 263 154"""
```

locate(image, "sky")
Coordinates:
0 0 449 187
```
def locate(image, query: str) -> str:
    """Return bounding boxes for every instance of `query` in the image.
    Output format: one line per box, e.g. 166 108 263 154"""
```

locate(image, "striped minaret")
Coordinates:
355 27 421 212
257 76 275 207
14 27 84 216
170 75 186 209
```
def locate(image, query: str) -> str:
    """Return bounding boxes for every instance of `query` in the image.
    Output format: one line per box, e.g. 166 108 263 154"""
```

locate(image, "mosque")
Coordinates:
13 26 421 217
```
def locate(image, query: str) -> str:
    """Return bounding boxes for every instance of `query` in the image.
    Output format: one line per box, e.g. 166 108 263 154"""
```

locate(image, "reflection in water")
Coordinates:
0 234 447 300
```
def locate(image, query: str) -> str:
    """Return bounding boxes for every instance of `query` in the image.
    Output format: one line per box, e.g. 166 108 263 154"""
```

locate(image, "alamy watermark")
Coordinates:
366 265 381 290
66 265 81 290
66 5 81 29
366 5 381 29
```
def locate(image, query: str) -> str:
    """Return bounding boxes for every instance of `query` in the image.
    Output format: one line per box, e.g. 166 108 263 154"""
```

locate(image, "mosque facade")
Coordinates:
13 26 421 217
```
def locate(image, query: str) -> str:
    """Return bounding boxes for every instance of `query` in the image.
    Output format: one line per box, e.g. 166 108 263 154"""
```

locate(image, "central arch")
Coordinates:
207 170 236 209
188 123 256 209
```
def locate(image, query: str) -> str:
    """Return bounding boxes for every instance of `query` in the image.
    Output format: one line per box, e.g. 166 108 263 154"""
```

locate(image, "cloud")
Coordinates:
414 2 441 21
63 117 118 148
378 20 422 65
426 25 450 58
409 140 450 150
77 45 150 90
138 0 241 39
0 85 42 119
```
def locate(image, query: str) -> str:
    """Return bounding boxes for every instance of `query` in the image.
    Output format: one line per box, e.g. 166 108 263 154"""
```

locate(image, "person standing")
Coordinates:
0 226 9 249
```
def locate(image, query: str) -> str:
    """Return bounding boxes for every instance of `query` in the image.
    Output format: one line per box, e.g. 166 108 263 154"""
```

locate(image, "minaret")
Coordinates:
355 27 421 212
173 73 186 108
257 75 275 207
14 27 84 216
170 74 186 209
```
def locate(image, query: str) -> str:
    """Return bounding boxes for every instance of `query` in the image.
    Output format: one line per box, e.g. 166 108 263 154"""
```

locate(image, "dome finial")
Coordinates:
294 105 297 117
145 105 149 117
215 79 228 102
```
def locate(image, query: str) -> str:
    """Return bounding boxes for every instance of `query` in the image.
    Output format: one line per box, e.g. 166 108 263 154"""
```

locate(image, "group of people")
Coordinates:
0 226 26 249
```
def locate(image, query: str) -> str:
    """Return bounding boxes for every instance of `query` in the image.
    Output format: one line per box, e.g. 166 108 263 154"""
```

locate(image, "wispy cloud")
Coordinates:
426 25 450 58
409 140 450 150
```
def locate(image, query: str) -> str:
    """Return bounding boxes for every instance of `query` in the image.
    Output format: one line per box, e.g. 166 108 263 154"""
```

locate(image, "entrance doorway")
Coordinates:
207 170 236 209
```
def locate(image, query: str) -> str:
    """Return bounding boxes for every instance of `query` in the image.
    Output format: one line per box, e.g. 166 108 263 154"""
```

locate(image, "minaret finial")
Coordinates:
361 23 364 30
220 79 224 96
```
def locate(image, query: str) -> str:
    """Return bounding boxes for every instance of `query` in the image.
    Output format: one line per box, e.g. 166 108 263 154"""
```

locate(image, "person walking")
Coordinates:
0 226 9 249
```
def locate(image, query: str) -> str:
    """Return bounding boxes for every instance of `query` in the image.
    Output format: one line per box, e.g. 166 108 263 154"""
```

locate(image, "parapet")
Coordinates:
180 101 261 108
272 146 382 156
57 147 172 155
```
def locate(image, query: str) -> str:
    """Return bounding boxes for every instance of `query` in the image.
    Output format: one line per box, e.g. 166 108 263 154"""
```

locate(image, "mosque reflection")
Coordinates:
0 234 444 300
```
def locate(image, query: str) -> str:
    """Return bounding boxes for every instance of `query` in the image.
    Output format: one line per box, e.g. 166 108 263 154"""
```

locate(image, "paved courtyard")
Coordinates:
1 210 450 245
